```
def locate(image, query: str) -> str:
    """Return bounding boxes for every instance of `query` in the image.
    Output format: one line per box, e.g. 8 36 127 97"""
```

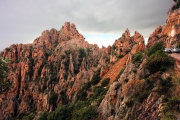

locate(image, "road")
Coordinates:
169 53 180 61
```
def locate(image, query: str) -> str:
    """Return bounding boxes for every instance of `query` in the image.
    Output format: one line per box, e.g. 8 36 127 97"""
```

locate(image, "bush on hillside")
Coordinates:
122 79 145 98
146 50 173 73
91 69 101 85
101 78 110 87
78 48 86 64
132 51 143 64
177 42 180 48
38 112 48 120
60 90 68 105
125 99 134 107
48 91 58 107
47 104 73 120
146 41 164 57
72 105 98 120
157 77 173 94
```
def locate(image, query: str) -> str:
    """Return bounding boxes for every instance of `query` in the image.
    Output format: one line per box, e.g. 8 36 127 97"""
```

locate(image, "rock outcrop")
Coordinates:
98 2 180 120
1 2 180 119
0 22 108 120
147 3 180 48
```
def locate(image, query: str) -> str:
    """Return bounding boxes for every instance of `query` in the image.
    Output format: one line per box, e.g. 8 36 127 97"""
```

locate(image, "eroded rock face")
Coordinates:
98 62 162 120
98 3 180 120
110 29 145 64
0 21 152 120
0 22 108 120
147 8 180 48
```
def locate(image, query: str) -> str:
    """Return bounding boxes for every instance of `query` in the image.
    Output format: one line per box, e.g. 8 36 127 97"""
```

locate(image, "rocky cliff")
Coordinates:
98 2 180 120
0 22 109 119
0 2 180 120
147 1 180 48
0 21 145 119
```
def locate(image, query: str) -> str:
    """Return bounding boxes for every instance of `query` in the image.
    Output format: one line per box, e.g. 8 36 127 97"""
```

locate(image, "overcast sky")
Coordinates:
0 0 174 50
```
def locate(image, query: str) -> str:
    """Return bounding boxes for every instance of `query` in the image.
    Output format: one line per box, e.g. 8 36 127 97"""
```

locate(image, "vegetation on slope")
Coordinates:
122 42 179 119
14 67 108 120
37 73 108 120
146 42 173 73
0 57 10 92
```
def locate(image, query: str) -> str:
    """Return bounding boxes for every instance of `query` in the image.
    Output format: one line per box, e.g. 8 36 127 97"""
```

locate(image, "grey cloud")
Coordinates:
0 0 174 50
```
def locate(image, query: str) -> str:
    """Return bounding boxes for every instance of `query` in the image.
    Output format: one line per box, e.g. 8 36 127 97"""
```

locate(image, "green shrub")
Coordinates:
78 48 86 64
48 91 58 107
49 76 58 84
132 51 143 64
72 105 98 120
146 41 164 57
87 48 92 53
65 50 71 54
163 97 180 115
38 86 107 120
90 86 108 102
0 58 10 92
117 54 123 59
23 114 34 120
76 81 92 101
17 111 29 119
176 34 180 40
76 91 88 101
79 48 86 58
125 99 134 107
91 69 101 85
167 97 180 109
177 42 180 48
105 57 110 63
120 68 125 75
112 45 116 50
63 73 68 80
5 48 11 52
76 48 87 73
60 90 68 105
137 90 149 103
157 77 173 94
0 57 8 81
41 84 46 93
46 102 98 120
146 50 172 73
63 59 70 71
82 85 108 106
69 81 74 88
101 78 110 87
61 54 65 59
80 91 88 100
38 112 48 120
47 104 73 120
82 81 91 90
91 74 100 85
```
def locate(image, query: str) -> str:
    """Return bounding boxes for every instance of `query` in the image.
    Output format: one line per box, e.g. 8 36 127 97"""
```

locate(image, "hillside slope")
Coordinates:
0 1 180 120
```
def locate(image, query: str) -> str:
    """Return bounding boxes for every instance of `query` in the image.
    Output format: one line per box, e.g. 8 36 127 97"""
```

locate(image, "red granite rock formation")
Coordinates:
147 6 180 48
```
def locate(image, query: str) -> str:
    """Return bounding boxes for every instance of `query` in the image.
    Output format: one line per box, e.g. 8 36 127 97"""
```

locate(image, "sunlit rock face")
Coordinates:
147 7 180 48
2 2 180 119
0 22 109 119
0 20 146 119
